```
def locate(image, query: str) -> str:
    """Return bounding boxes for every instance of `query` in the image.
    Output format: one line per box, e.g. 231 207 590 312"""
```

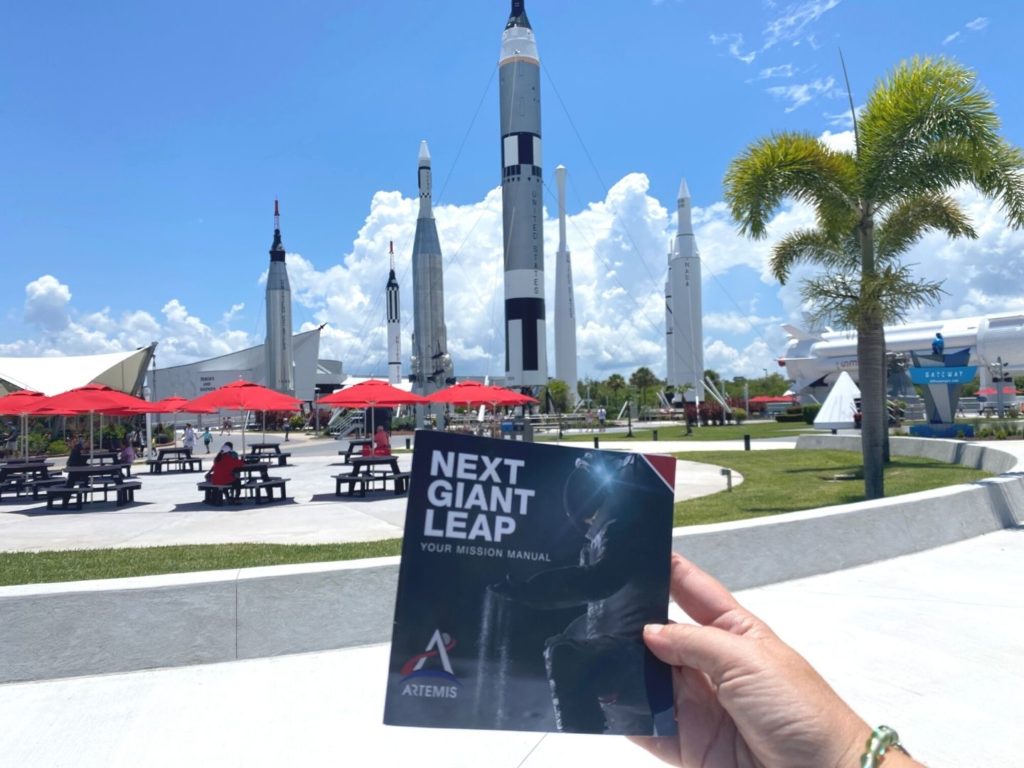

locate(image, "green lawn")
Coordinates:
676 449 991 526
539 420 812 443
0 448 991 587
0 540 402 588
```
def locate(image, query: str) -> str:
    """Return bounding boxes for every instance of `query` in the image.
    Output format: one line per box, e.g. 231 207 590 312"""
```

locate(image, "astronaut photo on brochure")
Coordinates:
490 451 676 735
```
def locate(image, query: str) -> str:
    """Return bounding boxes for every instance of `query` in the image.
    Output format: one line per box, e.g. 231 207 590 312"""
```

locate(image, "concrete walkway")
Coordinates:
0 434 765 552
1 529 1019 767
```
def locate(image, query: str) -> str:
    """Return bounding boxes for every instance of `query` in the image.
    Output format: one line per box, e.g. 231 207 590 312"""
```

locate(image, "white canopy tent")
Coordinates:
0 345 155 397
814 371 861 431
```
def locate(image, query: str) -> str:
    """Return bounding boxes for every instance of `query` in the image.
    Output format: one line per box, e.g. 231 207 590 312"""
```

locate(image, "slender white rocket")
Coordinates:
553 165 578 405
666 178 704 398
265 199 295 395
386 241 402 385
410 140 453 409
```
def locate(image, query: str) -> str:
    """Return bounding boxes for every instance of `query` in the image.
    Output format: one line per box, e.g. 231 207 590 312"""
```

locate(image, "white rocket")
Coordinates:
782 311 1024 393
500 0 548 389
665 178 704 398
386 240 401 386
265 199 295 395
553 165 578 405
410 140 453 400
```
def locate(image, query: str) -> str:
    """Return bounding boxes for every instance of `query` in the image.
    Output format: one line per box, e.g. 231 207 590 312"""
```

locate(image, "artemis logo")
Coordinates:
400 629 461 699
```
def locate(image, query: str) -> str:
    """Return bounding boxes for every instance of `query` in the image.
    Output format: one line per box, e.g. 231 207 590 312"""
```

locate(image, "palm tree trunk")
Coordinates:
880 335 891 463
858 319 886 498
858 213 885 499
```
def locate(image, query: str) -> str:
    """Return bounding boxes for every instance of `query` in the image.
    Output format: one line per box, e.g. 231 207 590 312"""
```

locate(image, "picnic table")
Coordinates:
46 463 141 510
246 442 291 466
146 447 204 474
0 461 65 500
334 455 409 497
197 461 288 505
338 438 373 464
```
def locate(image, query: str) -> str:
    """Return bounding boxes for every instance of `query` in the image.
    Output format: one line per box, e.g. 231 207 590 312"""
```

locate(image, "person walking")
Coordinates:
201 427 212 454
182 423 196 457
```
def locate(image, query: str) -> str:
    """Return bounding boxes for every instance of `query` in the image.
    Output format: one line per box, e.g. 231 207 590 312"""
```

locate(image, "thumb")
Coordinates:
643 622 751 685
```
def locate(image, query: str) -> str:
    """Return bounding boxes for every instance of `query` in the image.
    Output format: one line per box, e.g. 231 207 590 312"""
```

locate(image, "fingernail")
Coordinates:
644 623 665 635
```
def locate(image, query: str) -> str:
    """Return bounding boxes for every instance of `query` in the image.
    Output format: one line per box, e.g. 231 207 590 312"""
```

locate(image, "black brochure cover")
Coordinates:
384 431 677 735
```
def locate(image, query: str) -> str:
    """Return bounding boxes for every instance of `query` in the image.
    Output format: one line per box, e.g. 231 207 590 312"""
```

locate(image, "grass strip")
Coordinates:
0 539 402 587
675 449 991 526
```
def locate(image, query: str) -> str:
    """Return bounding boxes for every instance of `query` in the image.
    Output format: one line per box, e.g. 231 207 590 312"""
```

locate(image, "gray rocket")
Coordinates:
500 0 548 389
553 165 578 405
386 241 402 386
665 178 704 398
265 199 295 395
410 140 453 400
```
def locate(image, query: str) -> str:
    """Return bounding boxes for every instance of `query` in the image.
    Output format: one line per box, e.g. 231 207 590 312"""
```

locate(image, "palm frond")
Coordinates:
770 228 851 284
723 132 857 239
876 193 976 260
859 57 1014 205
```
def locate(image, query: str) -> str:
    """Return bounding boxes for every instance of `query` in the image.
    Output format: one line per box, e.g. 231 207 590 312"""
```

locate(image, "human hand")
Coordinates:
632 553 920 768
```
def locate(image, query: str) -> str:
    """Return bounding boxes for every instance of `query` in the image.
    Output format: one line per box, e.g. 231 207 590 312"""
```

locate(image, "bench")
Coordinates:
334 474 367 497
248 452 291 467
20 477 67 500
333 472 410 497
45 480 142 510
197 478 288 505
146 457 205 474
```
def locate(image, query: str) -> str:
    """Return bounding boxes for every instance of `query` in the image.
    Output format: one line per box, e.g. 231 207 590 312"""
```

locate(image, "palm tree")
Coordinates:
605 373 626 410
629 367 660 412
725 57 1024 499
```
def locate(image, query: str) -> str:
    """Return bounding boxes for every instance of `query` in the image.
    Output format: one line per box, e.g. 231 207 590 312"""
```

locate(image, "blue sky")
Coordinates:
3 0 1022 382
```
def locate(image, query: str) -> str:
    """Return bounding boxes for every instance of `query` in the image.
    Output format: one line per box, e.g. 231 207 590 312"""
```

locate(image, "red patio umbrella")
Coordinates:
318 380 427 435
29 384 154 457
976 386 1016 397
186 380 302 452
0 390 48 460
425 381 538 408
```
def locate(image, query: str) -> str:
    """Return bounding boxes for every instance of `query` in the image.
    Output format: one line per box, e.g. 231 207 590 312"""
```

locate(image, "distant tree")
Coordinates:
545 379 570 413
629 367 660 410
724 57 1024 499
605 374 626 409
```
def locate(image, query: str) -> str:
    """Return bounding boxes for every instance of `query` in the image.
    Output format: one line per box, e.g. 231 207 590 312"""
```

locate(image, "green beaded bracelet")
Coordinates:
860 725 909 767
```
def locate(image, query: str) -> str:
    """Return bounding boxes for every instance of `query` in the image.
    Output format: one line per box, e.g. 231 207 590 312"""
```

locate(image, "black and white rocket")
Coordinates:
386 241 402 385
410 140 453 399
665 178 704 398
553 164 578 404
500 0 548 389
265 199 295 395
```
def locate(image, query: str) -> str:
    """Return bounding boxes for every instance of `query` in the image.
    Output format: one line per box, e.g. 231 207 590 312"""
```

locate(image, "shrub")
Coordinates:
802 404 822 424
773 405 803 423
46 439 68 456
731 407 747 424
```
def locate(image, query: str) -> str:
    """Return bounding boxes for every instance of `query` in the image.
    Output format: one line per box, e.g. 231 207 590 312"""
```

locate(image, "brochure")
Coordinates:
383 430 678 735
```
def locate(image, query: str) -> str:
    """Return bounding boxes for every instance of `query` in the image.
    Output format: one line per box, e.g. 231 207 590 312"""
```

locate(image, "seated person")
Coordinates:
67 439 88 467
373 425 391 455
207 442 245 501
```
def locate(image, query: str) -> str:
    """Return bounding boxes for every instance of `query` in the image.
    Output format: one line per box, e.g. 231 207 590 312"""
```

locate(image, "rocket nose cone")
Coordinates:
418 140 431 165
678 177 691 201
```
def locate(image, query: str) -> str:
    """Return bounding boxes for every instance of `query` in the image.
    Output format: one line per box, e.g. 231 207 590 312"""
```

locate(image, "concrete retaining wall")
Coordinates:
2 437 1021 684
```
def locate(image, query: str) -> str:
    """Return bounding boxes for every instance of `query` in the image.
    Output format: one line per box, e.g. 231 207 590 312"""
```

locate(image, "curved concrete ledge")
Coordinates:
2 437 1020 684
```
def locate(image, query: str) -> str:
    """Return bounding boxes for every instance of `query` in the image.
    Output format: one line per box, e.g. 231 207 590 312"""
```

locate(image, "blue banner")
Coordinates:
909 366 976 385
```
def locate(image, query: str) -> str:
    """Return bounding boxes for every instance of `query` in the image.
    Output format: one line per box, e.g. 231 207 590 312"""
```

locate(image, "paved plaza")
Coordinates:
0 431 764 552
